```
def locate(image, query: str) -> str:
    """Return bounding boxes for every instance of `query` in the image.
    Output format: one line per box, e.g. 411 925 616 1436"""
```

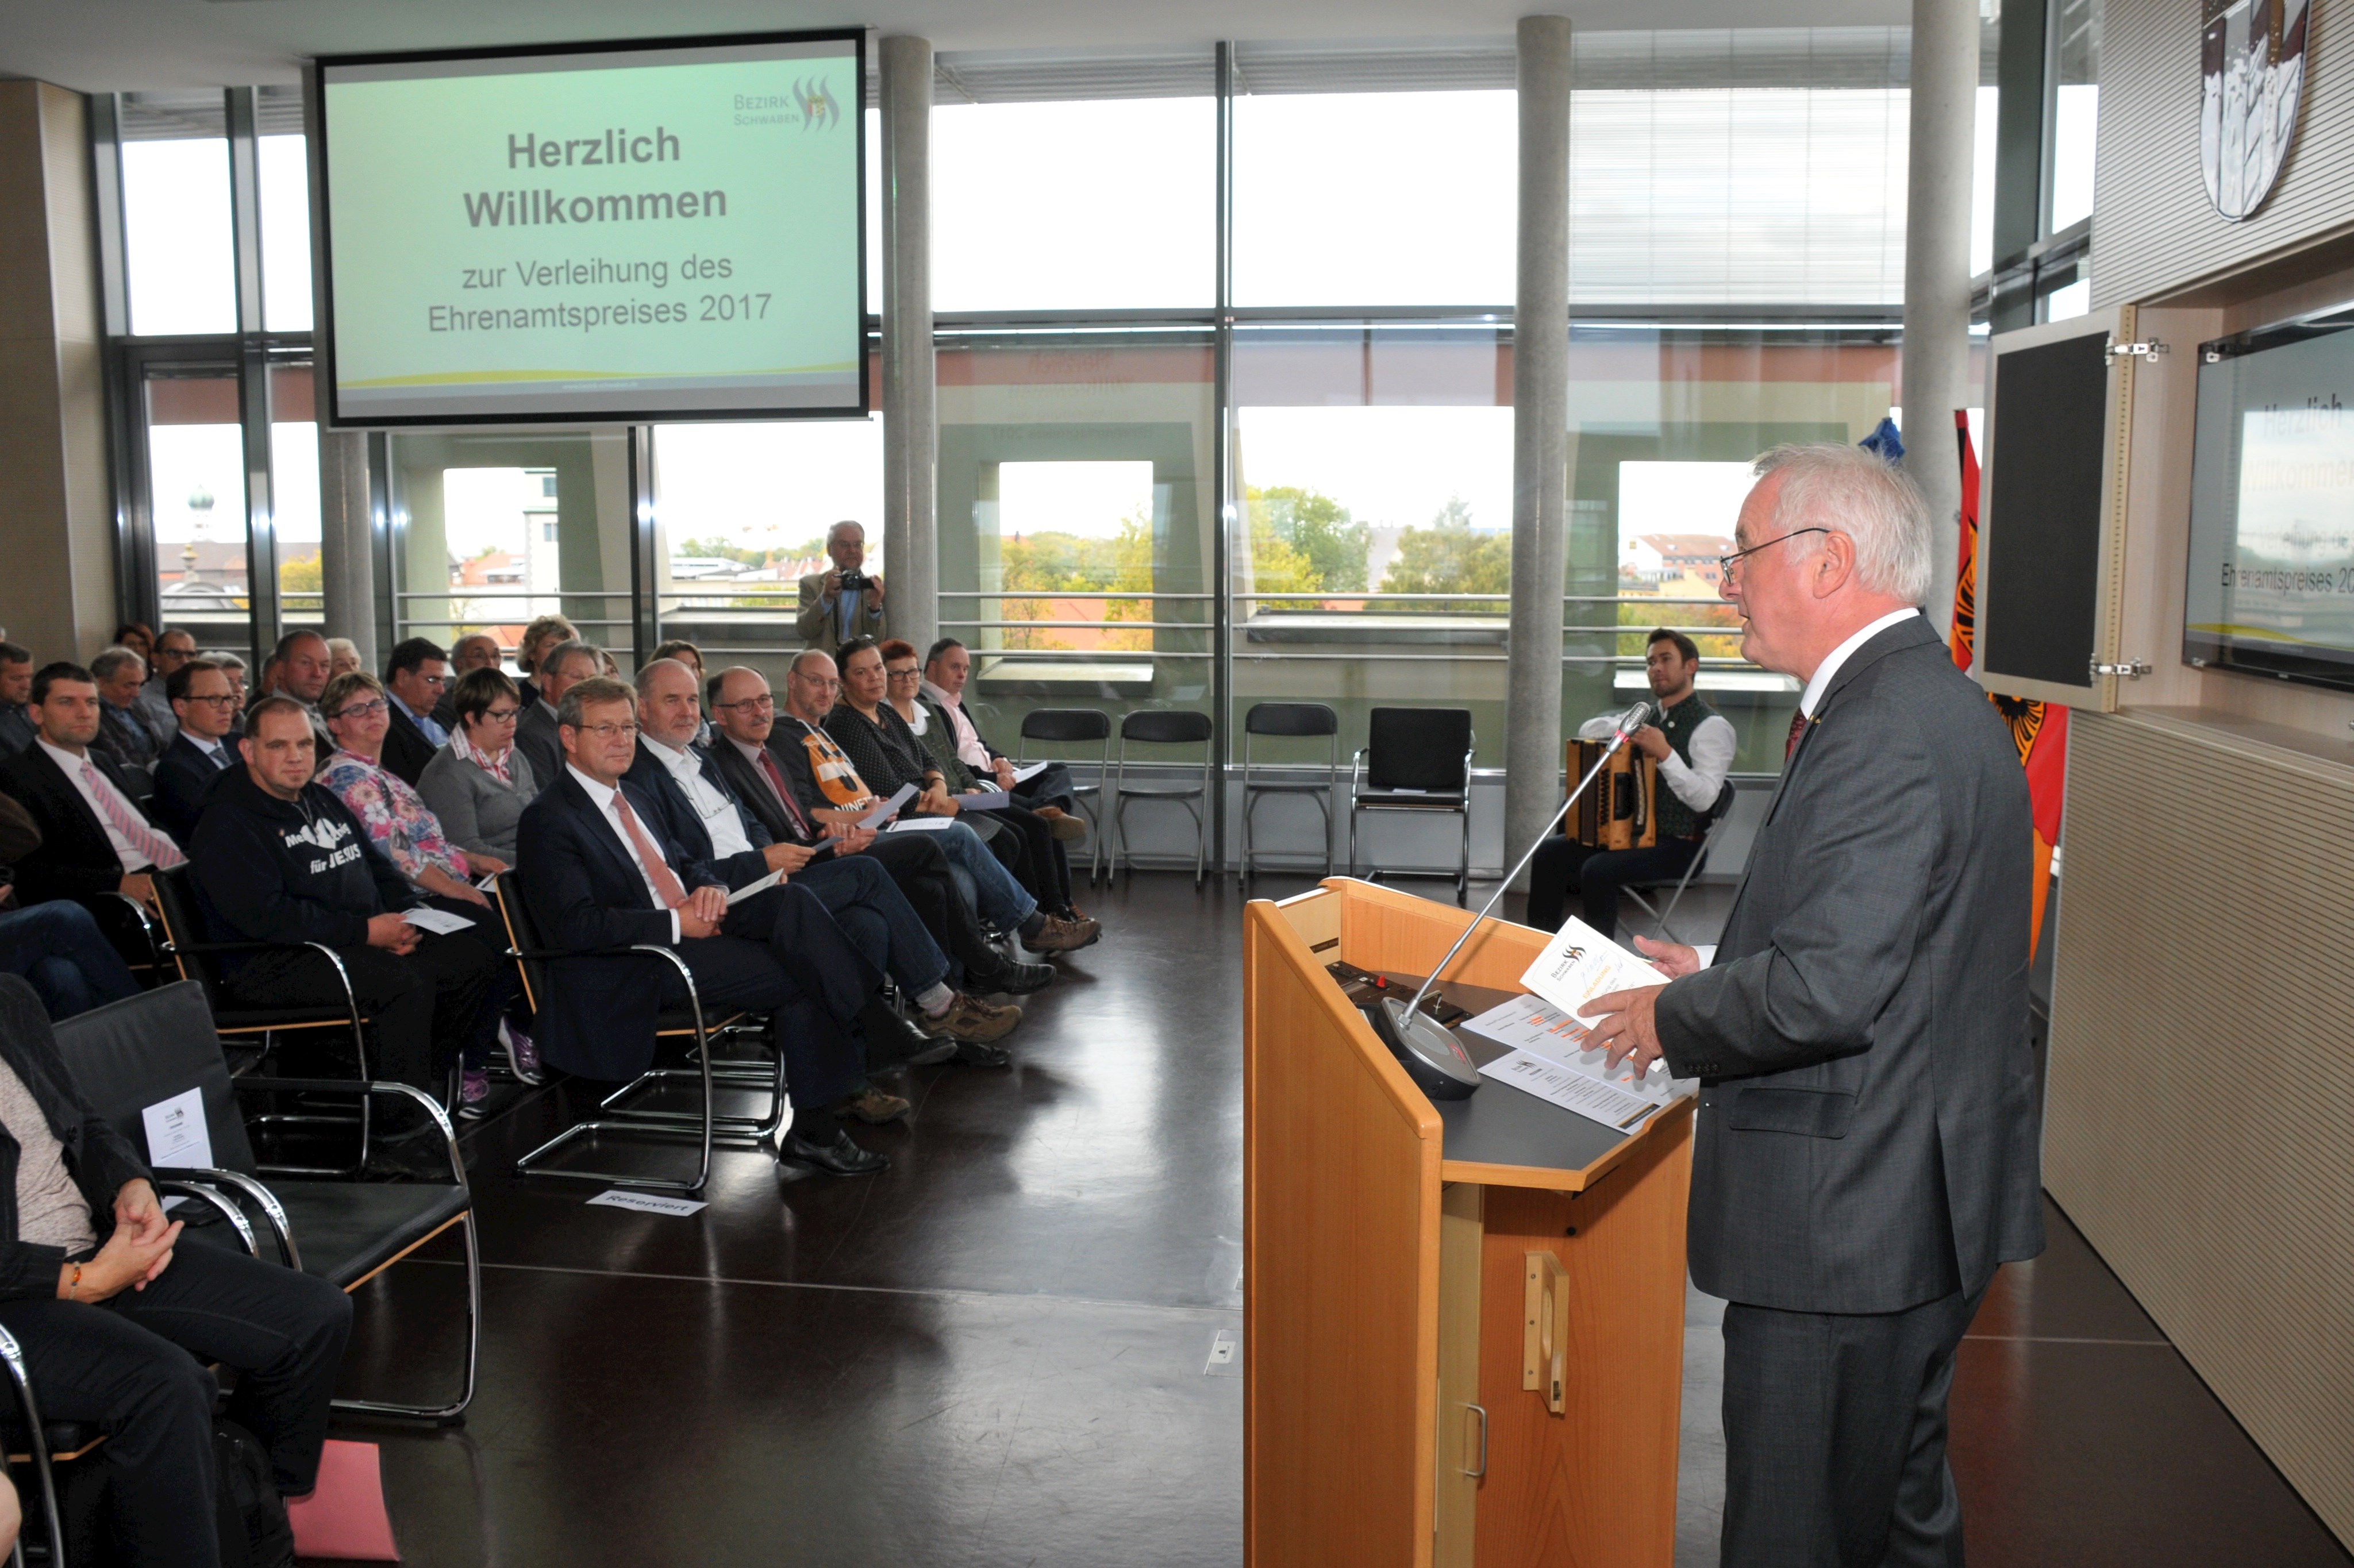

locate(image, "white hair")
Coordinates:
1751 442 1934 604
827 519 865 544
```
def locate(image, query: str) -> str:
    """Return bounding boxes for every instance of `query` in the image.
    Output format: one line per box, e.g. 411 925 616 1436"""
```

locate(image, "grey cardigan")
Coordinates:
416 743 540 862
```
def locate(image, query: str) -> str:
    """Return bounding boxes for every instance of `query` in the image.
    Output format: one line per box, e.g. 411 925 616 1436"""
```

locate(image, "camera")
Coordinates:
836 568 869 595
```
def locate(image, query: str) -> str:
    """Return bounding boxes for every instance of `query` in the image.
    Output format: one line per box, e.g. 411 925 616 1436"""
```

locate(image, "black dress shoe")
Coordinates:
780 1128 890 1176
953 1039 1011 1068
974 960 1055 995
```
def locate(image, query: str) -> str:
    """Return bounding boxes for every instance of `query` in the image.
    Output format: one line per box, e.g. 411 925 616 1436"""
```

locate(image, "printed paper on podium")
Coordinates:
1518 916 1670 1022
1465 992 1683 1130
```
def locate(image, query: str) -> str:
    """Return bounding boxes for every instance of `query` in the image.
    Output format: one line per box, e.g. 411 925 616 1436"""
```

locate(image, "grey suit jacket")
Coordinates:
1655 615 2044 1314
795 572 886 653
513 701 562 799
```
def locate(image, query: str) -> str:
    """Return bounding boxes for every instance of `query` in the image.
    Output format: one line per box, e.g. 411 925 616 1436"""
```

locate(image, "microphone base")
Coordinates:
1370 997 1483 1100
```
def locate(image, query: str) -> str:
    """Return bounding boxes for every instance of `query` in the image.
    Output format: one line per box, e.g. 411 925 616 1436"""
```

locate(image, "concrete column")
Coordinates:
880 36 938 654
317 428 376 665
1505 16 1574 887
0 83 114 659
1901 0 1979 635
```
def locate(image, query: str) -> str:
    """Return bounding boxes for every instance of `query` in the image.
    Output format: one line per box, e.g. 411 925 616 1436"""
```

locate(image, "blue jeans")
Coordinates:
0 900 143 1019
919 820 1037 932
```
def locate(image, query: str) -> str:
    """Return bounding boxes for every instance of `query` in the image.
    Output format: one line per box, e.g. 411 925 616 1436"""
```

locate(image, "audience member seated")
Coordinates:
795 519 886 653
136 627 195 746
417 666 539 867
921 638 1086 829
0 661 183 968
378 637 451 786
189 696 501 1098
879 638 1087 924
0 793 139 1020
0 642 34 757
775 651 1096 954
89 647 163 771
430 633 502 733
514 677 937 1175
109 622 153 667
703 665 1047 1013
629 660 1028 1083
325 637 363 678
1525 627 1736 939
257 630 337 759
511 615 577 717
649 639 711 745
152 657 240 843
317 672 521 1116
199 649 249 712
513 638 602 792
0 974 352 1568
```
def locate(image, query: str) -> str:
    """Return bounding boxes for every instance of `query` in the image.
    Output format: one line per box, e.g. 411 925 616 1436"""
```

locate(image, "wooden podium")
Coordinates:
1243 877 1694 1568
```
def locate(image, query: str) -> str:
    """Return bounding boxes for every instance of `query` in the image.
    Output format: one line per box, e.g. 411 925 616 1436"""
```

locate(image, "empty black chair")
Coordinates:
1109 708 1216 887
1349 707 1476 905
494 870 763 1195
1240 702 1339 882
1621 780 1737 942
1017 707 1113 883
150 863 379 1176
55 980 481 1422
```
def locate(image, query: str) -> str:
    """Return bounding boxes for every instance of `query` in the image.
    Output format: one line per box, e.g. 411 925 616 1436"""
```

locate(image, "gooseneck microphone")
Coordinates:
1370 700 1657 1100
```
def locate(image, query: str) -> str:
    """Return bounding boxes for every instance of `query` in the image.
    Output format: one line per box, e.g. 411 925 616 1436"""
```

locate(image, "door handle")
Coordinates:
1463 1403 1488 1480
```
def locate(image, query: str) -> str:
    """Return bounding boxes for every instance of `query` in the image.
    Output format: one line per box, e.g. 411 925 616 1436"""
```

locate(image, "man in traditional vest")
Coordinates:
1525 627 1736 937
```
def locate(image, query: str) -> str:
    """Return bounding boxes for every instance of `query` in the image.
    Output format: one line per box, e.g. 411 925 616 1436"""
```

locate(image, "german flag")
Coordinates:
1950 409 2065 954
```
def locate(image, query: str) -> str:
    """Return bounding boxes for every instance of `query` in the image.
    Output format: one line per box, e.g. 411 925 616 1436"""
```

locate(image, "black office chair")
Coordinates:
151 864 380 1177
1017 707 1113 884
1348 707 1477 905
1621 781 1736 943
1109 709 1216 887
0 1320 91 1568
55 981 481 1423
494 871 764 1195
1240 702 1339 883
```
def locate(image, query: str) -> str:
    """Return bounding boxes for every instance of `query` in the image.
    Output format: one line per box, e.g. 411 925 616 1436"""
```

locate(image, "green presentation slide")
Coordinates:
322 36 863 422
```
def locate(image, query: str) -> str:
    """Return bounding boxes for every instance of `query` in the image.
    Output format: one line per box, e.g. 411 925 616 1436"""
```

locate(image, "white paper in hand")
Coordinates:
858 783 917 827
726 869 783 906
886 816 956 833
402 906 477 935
1009 760 1051 784
142 1087 214 1171
1520 916 1670 1030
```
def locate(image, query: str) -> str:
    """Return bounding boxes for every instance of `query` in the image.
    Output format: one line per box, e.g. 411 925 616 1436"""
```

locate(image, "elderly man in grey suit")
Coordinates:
1583 442 2043 1568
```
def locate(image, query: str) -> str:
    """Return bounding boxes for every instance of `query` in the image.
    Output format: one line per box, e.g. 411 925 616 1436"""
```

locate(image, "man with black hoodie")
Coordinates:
189 697 499 1093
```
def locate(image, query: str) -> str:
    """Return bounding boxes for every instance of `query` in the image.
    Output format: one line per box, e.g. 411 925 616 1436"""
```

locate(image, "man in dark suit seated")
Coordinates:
628 660 1032 1082
89 647 163 772
379 637 451 787
513 639 602 793
189 697 501 1097
700 664 1052 1009
0 662 185 969
0 642 36 757
517 678 974 1175
1580 443 2044 1567
150 658 240 844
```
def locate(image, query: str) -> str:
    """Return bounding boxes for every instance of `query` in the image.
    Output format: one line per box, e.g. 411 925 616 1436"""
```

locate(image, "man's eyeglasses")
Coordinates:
181 693 239 707
1718 527 1828 583
714 695 776 712
570 722 638 742
793 677 843 693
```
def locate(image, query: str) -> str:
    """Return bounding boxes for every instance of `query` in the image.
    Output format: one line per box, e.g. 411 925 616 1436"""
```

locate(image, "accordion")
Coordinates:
1564 739 1659 851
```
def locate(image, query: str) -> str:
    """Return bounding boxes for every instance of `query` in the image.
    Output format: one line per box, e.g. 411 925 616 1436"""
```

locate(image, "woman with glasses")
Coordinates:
417 667 541 865
318 671 524 1114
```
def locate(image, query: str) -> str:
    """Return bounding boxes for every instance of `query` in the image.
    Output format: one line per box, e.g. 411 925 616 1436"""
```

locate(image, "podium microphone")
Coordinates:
1370 700 1656 1100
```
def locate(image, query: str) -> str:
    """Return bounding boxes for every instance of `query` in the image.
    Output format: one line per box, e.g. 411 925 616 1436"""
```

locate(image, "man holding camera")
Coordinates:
795 520 886 652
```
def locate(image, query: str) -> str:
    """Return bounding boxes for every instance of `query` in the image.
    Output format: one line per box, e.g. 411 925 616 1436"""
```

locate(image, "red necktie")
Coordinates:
755 749 813 838
1785 710 1810 761
610 791 687 909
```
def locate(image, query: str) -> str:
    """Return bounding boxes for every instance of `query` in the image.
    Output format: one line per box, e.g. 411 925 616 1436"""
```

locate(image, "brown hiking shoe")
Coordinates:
924 992 1021 1043
1036 808 1088 843
835 1086 911 1125
1023 912 1102 953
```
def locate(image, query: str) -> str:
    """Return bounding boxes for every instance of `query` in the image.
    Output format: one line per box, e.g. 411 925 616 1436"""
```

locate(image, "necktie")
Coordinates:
1785 710 1811 761
205 745 228 770
610 791 687 909
82 760 185 869
756 749 813 838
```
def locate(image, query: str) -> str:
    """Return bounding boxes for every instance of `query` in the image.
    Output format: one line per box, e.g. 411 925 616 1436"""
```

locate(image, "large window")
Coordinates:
119 94 235 337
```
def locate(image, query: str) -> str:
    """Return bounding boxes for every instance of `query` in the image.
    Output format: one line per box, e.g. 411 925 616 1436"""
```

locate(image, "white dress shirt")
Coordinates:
642 738 755 859
1800 607 1922 718
565 763 681 942
39 739 152 872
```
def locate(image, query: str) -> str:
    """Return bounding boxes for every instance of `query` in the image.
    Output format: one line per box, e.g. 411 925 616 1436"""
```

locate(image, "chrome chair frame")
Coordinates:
1620 800 1730 945
1239 703 1339 883
0 1324 67 1568
1109 710 1217 887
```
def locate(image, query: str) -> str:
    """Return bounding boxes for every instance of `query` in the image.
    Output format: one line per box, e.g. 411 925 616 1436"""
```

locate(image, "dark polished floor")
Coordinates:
313 870 2351 1566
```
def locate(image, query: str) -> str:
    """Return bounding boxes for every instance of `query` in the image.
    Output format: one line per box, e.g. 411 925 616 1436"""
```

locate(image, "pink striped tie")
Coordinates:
81 759 185 870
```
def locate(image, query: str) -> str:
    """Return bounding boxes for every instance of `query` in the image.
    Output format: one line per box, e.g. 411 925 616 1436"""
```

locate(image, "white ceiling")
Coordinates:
0 0 1913 95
